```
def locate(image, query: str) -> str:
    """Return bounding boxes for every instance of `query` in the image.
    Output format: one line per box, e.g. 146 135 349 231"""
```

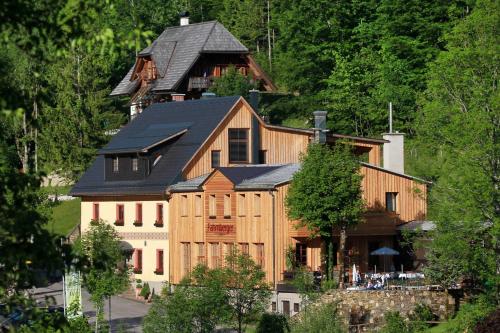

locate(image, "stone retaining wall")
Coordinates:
321 289 456 329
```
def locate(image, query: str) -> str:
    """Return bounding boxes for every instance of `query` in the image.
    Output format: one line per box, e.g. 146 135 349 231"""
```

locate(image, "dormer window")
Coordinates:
228 129 248 164
113 157 119 172
153 155 162 167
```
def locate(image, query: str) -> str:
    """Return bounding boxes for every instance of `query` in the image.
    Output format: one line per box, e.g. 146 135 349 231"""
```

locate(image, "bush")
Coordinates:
321 279 338 291
291 302 344 333
380 311 409 333
474 308 500 333
445 296 495 333
140 282 151 298
256 313 290 333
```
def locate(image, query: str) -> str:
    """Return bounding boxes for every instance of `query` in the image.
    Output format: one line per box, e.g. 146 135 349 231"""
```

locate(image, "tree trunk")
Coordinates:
338 225 347 289
108 297 112 333
95 304 99 333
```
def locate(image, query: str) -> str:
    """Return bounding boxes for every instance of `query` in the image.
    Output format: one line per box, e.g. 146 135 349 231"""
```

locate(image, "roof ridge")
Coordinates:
200 21 218 51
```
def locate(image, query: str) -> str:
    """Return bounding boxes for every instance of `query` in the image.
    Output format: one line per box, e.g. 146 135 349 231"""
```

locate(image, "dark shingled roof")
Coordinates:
110 21 248 96
70 96 241 196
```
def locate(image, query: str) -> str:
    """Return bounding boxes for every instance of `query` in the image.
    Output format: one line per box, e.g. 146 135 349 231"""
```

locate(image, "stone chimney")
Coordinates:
172 93 185 102
180 11 190 26
382 132 405 174
313 111 327 144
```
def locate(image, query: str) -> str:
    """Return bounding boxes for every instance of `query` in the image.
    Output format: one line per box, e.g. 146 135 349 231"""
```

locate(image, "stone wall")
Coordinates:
321 289 456 329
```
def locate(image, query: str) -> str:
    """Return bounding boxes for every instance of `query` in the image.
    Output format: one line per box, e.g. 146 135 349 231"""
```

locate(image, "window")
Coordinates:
224 194 231 218
196 242 205 264
240 243 249 255
228 129 249 163
155 203 164 226
258 150 267 164
238 194 246 216
296 243 307 266
386 192 398 212
254 194 261 217
134 249 142 273
156 250 164 274
271 302 277 312
113 157 119 172
135 203 142 225
182 243 191 276
132 157 138 172
210 243 220 268
115 204 124 225
195 195 202 217
255 243 264 268
181 195 188 217
294 303 300 312
209 195 216 218
92 203 99 220
211 150 221 168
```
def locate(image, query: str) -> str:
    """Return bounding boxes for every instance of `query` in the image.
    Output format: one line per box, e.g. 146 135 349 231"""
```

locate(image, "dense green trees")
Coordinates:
286 143 364 288
413 0 499 293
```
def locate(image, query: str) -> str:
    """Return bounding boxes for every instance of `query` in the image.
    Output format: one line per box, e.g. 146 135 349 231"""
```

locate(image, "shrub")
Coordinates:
291 302 344 333
380 311 409 333
256 313 290 333
445 296 495 333
140 282 151 298
321 278 338 291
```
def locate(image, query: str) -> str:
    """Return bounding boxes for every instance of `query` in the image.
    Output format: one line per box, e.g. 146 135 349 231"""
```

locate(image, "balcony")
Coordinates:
188 76 213 90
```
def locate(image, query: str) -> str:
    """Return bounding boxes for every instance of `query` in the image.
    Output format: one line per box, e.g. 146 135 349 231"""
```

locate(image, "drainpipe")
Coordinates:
269 190 276 290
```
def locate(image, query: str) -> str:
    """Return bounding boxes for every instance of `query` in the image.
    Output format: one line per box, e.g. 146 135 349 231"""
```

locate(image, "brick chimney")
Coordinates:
172 93 185 102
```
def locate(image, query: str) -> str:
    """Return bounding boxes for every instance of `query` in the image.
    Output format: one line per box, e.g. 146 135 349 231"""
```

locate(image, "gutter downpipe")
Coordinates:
269 189 277 309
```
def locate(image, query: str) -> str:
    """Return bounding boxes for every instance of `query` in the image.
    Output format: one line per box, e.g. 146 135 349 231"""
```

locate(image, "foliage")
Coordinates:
286 143 364 286
0 138 65 292
380 311 409 333
143 266 230 333
291 266 319 309
444 296 496 333
209 65 257 98
412 0 500 292
77 219 129 332
140 282 151 298
223 249 272 333
290 302 344 333
256 312 290 333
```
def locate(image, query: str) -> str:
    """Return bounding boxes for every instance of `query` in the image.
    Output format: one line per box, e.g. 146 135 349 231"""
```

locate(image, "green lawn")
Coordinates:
46 198 81 236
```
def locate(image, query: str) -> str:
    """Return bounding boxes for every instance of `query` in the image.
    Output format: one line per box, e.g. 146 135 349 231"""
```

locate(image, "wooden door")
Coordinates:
282 300 290 316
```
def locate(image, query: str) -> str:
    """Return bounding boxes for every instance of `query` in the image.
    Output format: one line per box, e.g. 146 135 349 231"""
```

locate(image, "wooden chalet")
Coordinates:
110 16 276 118
71 96 427 296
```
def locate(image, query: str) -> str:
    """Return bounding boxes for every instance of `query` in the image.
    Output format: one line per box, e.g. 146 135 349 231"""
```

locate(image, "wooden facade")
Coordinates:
169 101 427 285
183 99 311 179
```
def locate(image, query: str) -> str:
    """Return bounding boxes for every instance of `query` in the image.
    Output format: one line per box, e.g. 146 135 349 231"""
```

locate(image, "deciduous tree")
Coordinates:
286 143 364 288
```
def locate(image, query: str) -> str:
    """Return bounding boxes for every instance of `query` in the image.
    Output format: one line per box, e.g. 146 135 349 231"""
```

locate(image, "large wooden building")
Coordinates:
71 96 427 296
110 15 276 119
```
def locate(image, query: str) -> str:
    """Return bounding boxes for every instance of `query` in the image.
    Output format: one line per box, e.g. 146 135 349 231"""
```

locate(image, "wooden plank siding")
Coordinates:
361 165 427 223
183 100 310 179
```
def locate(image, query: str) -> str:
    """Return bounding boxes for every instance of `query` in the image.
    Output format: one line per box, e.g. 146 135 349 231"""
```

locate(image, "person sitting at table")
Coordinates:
367 280 374 290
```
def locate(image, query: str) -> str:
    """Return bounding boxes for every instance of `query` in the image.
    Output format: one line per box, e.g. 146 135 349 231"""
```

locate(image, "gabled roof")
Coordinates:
110 21 248 96
70 96 241 196
169 164 301 192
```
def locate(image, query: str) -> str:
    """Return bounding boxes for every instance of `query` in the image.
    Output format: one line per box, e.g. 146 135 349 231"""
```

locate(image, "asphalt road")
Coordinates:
32 281 150 332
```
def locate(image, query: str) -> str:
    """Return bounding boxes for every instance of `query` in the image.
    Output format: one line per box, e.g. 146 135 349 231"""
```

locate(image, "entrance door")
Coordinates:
282 300 290 316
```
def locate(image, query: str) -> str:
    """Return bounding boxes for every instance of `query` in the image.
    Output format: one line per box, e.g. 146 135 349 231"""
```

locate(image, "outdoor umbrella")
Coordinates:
352 264 359 285
370 247 399 272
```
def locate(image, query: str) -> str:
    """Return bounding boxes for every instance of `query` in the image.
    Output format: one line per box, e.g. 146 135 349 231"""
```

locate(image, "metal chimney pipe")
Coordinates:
313 111 327 144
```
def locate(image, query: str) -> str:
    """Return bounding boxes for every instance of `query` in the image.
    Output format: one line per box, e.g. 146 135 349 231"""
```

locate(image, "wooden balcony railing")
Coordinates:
188 76 213 90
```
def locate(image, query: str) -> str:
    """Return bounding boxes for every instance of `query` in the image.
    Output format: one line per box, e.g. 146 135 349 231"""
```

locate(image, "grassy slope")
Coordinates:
46 198 81 236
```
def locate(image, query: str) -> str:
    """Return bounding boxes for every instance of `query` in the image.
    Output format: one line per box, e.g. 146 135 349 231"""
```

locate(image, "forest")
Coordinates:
0 0 498 331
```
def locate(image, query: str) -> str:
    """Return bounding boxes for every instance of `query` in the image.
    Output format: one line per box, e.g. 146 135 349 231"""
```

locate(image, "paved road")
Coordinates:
32 281 150 332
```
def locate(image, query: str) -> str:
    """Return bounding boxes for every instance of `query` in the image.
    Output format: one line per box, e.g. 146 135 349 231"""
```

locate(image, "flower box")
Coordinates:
114 220 124 226
133 268 142 274
154 269 164 275
154 220 163 227
133 220 142 226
